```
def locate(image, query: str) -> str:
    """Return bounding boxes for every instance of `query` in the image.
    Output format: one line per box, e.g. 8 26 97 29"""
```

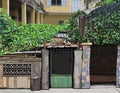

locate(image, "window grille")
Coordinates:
3 64 31 76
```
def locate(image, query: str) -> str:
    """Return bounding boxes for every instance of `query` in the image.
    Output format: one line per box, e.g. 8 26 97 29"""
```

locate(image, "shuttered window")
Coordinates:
52 0 61 5
46 0 51 6
46 0 66 6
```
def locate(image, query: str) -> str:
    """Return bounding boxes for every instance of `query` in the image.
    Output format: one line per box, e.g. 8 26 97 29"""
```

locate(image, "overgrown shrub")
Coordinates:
0 8 62 55
82 2 120 45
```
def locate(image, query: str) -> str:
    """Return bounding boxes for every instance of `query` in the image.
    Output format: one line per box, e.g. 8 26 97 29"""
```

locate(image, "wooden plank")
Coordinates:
8 77 15 88
30 77 40 91
10 51 41 54
2 77 7 88
51 75 72 88
91 75 115 83
14 77 17 88
16 77 30 88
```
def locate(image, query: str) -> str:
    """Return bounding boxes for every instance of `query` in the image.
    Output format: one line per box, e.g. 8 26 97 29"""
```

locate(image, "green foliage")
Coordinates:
64 10 82 43
8 24 60 52
96 0 119 6
82 2 120 45
0 8 20 55
0 8 62 55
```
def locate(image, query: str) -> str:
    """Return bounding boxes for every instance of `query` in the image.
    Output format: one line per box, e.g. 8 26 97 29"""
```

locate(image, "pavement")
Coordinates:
0 85 120 93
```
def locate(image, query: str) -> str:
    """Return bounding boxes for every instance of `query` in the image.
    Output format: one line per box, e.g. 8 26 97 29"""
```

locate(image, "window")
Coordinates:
3 64 31 76
52 0 61 5
59 21 64 24
46 0 66 6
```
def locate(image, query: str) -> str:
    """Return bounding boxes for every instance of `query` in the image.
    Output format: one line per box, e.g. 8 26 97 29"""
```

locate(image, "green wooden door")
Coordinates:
51 75 72 88
50 48 73 88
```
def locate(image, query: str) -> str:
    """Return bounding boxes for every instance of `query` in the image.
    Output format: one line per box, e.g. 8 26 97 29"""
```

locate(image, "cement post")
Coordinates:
41 49 49 90
73 50 82 89
81 43 92 89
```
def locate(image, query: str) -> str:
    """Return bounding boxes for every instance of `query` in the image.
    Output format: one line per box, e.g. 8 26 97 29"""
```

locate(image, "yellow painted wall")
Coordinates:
43 14 71 25
41 0 71 13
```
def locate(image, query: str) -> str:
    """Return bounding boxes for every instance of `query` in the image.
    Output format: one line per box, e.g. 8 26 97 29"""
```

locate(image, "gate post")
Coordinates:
41 49 49 90
116 45 120 88
81 43 92 89
73 50 82 88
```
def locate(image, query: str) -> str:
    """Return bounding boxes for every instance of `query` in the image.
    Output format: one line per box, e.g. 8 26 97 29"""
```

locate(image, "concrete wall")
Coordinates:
73 50 82 88
0 64 30 88
0 53 41 89
41 49 49 90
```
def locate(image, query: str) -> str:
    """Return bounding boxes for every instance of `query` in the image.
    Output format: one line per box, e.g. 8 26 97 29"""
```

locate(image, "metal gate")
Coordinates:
49 48 74 88
90 45 117 84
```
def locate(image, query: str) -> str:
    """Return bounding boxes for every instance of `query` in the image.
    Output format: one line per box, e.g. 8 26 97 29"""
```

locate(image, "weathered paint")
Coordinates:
31 62 41 77
82 45 91 89
73 50 82 88
43 14 71 25
51 75 72 88
41 49 49 90
41 0 71 13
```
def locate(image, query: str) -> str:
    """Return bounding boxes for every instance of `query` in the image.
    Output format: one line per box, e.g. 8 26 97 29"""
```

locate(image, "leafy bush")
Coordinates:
0 8 62 55
63 10 81 43
0 8 20 55
82 2 120 45
96 0 120 6
8 24 60 52
63 2 120 45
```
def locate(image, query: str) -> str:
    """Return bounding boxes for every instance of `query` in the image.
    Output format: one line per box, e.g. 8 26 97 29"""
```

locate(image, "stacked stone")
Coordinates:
81 43 92 89
116 46 120 88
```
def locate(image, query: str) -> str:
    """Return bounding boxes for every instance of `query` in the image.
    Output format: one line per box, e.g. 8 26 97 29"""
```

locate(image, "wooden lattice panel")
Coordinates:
3 64 31 76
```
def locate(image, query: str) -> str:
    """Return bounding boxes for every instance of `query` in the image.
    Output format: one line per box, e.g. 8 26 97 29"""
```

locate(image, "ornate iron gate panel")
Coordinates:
90 45 117 84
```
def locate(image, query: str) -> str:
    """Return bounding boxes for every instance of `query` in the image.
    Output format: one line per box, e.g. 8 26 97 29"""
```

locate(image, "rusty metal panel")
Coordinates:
90 45 117 83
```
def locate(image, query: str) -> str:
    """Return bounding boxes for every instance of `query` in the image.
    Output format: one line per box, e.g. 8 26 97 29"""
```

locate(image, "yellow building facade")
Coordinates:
0 0 44 24
41 0 100 25
0 0 100 25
